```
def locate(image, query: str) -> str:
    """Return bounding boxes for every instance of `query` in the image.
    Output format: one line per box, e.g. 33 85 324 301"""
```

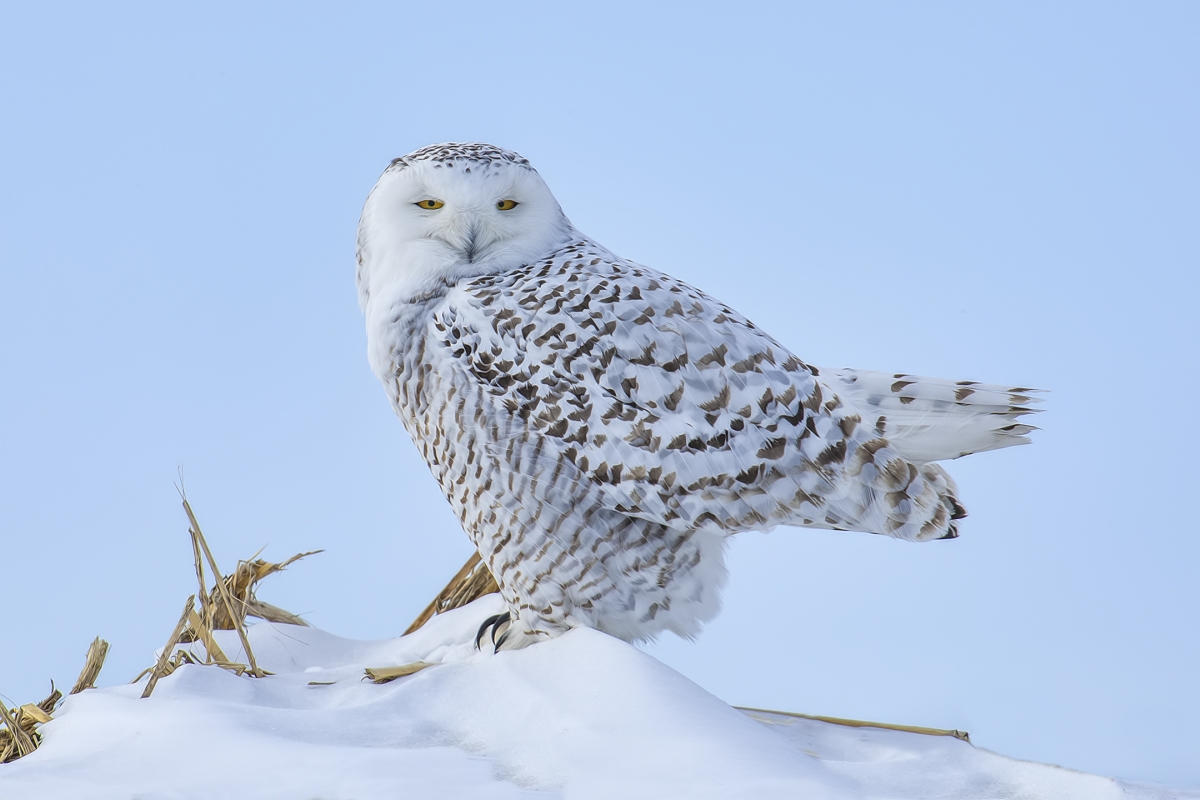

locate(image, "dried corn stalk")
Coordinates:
182 499 262 677
136 496 319 695
364 662 436 684
208 550 321 630
0 699 39 764
70 637 109 695
1 637 110 762
404 551 499 635
140 595 197 698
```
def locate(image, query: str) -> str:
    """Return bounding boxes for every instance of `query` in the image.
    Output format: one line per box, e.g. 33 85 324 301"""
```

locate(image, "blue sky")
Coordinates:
1 1 1197 787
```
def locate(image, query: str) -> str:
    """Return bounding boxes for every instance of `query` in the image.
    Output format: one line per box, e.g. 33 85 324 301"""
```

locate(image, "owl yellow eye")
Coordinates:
496 199 519 211
415 199 445 210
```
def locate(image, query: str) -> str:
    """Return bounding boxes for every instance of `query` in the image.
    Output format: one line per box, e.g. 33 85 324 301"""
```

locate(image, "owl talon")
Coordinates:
474 612 511 651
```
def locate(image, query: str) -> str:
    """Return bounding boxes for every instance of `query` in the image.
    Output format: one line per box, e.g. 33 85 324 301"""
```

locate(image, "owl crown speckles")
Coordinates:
356 143 1040 650
389 142 534 173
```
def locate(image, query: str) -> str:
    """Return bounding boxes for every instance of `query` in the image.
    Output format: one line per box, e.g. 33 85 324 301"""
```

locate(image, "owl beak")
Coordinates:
464 220 481 264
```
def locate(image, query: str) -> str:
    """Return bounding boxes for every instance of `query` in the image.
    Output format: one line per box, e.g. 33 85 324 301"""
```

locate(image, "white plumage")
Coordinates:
356 143 1039 649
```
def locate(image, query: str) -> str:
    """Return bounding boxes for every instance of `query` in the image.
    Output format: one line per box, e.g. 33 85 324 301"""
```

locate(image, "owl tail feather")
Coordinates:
823 368 1043 464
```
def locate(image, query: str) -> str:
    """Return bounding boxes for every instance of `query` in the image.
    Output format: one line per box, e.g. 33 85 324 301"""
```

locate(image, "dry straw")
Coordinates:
363 552 498 682
364 662 436 684
359 551 500 683
134 495 321 697
404 551 499 635
1 637 110 763
71 638 110 695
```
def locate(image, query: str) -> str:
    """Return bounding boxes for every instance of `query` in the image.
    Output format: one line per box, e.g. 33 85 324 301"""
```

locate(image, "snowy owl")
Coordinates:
356 143 1039 650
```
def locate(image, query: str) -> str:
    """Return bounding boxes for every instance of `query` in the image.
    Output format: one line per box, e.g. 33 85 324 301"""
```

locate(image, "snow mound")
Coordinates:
1 596 1192 800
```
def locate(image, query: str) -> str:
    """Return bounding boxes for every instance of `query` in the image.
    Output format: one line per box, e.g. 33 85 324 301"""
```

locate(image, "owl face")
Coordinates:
357 144 574 310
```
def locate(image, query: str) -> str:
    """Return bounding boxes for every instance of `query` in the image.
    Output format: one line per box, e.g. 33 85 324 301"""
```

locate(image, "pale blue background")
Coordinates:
2 1 1197 788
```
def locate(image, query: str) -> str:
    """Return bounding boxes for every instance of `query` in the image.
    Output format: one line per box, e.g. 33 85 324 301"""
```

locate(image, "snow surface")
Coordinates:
1 595 1193 800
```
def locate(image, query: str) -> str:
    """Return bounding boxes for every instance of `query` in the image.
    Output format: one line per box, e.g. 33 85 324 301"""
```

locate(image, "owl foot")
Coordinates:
474 612 512 652
474 612 551 652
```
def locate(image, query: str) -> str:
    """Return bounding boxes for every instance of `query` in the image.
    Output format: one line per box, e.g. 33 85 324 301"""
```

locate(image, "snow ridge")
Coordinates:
0 597 1192 800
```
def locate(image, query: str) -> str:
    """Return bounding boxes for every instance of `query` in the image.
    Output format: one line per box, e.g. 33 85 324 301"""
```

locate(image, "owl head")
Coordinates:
356 143 575 311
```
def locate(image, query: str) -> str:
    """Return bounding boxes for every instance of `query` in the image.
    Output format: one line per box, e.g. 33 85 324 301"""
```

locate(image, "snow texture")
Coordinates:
1 596 1192 800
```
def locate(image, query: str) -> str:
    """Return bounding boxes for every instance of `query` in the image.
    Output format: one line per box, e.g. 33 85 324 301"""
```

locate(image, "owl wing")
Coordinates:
431 254 867 536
